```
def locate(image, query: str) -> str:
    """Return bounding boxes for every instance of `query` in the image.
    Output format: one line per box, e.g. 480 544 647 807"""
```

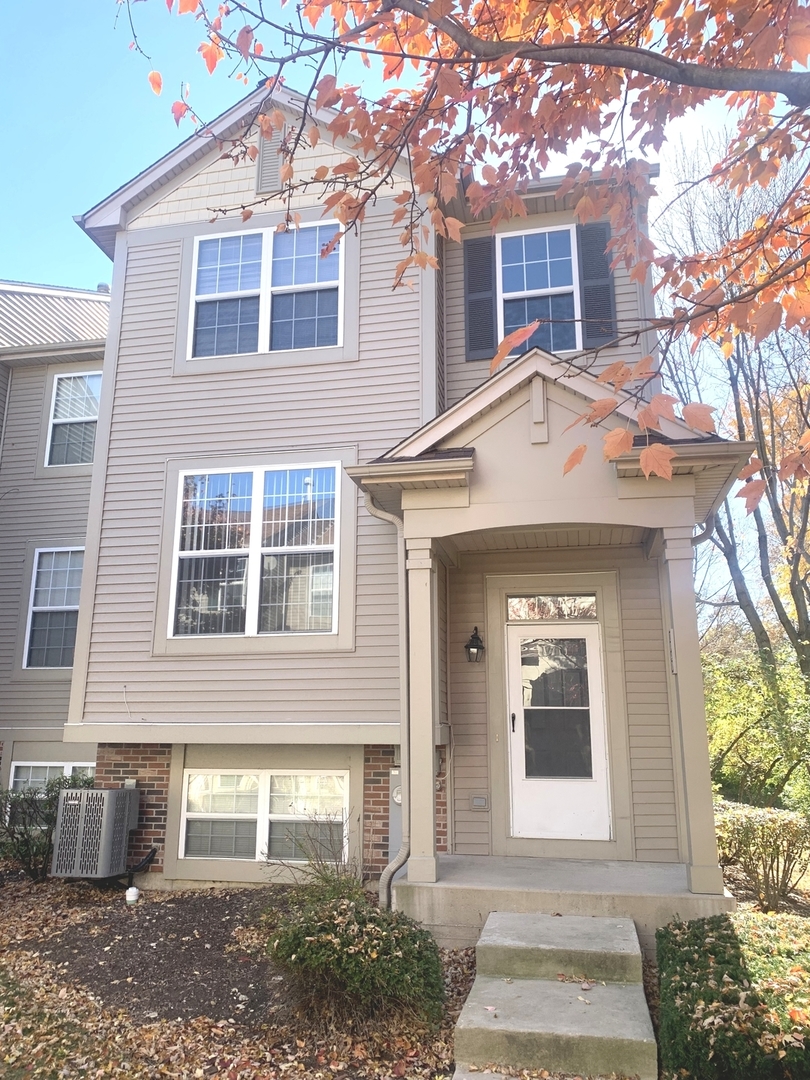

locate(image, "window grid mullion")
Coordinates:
244 467 265 636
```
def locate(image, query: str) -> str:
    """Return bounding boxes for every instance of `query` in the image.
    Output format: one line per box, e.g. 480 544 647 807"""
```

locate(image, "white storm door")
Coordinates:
507 623 611 840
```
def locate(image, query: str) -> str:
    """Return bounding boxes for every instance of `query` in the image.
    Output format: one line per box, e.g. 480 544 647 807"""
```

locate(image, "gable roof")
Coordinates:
381 347 708 459
0 281 109 355
351 348 753 522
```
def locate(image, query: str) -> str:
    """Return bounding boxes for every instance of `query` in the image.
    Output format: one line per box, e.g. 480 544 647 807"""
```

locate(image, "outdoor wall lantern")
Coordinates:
465 627 485 663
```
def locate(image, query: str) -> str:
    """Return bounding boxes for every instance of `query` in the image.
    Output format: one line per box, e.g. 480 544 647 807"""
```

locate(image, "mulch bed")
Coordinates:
3 860 807 1080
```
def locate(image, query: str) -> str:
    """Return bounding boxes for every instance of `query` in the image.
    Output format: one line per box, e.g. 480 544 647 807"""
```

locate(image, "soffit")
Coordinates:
451 525 651 552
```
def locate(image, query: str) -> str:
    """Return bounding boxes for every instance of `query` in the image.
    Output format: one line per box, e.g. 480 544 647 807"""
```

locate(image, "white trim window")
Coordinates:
24 548 84 668
191 223 342 359
45 371 102 466
181 770 348 861
497 226 580 354
11 762 95 791
171 464 339 637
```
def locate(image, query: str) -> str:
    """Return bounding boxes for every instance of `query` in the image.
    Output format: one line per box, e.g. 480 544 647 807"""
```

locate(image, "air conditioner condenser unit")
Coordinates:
51 788 140 878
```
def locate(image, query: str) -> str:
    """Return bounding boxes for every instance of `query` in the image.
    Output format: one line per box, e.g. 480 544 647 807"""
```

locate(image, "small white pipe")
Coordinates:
363 492 410 908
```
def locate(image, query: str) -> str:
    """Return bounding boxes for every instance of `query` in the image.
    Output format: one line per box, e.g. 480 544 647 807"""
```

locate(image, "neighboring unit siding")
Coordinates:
79 210 423 730
443 230 647 409
0 364 93 729
448 546 678 861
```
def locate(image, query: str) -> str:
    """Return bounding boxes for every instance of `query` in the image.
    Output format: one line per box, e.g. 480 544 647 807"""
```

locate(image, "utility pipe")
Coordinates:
692 511 716 547
363 491 410 908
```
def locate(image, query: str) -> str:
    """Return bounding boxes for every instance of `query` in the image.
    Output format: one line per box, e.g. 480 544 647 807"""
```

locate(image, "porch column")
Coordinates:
406 538 438 882
662 527 724 894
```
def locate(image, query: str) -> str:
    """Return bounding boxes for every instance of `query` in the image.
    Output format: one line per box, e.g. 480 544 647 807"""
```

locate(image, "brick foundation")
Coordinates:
95 744 171 872
363 745 396 878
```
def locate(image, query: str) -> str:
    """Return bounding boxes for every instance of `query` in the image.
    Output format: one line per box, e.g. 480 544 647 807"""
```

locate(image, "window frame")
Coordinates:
10 761 96 791
23 546 85 669
179 768 350 862
167 462 342 641
43 369 103 469
187 222 345 362
495 223 582 354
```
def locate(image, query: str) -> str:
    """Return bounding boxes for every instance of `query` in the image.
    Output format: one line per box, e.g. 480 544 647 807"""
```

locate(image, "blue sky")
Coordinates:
1 1 718 292
1 1 253 290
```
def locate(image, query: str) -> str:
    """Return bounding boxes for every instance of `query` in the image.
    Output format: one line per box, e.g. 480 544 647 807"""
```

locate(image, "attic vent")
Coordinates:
256 128 284 194
51 788 140 878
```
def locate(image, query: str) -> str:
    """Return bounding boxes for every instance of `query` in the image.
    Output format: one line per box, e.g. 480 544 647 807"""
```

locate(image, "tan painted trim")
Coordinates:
168 206 361 377
33 361 102 480
62 722 399 745
161 742 365 884
150 445 357 659
484 571 634 860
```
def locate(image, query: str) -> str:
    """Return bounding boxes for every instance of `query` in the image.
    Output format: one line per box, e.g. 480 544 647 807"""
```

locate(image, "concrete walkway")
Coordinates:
454 911 658 1080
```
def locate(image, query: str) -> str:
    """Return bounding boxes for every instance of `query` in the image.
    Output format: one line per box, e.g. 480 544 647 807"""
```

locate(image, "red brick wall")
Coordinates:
95 744 171 872
363 745 395 878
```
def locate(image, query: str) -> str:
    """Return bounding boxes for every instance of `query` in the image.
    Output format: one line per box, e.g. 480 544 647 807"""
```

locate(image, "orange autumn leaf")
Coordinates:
639 443 676 480
148 71 163 95
630 355 656 381
736 478 768 514
489 322 539 373
602 427 634 461
236 25 254 59
177 0 198 11
681 402 717 433
563 396 619 431
199 41 224 75
738 457 763 480
563 444 588 475
749 301 783 344
649 393 679 422
171 100 189 125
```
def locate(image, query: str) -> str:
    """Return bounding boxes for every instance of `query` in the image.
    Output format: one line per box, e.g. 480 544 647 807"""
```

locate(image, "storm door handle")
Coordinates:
511 712 516 733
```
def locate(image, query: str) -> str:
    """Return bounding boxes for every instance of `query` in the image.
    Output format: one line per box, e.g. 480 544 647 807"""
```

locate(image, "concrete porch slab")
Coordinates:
393 854 734 952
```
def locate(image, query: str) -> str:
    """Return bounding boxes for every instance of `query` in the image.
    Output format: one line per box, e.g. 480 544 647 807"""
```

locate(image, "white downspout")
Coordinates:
363 491 410 908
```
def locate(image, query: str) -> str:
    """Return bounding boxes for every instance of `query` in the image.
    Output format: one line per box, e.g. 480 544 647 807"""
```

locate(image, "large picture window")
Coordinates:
497 226 580 355
181 770 348 861
191 223 341 359
25 548 84 668
171 464 339 637
46 371 102 466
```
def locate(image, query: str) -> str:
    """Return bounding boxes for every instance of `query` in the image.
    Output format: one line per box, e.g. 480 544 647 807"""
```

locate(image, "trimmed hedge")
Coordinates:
715 800 810 911
272 895 445 1023
657 911 810 1079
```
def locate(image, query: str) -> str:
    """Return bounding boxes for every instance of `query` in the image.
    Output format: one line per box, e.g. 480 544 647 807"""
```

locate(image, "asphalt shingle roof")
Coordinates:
0 281 109 351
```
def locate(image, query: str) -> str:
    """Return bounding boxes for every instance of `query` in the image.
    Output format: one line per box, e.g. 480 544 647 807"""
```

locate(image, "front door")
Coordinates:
507 623 611 840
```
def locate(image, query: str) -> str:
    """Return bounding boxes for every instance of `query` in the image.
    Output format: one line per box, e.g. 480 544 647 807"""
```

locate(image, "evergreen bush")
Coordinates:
715 800 810 911
0 774 95 882
657 912 810 1080
272 894 444 1024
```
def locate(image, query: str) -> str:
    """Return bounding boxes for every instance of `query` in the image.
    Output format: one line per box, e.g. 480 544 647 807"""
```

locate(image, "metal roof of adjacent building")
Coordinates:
0 280 110 351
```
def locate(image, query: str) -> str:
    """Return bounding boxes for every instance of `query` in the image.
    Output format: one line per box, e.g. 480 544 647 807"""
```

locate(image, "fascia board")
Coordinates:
346 458 473 489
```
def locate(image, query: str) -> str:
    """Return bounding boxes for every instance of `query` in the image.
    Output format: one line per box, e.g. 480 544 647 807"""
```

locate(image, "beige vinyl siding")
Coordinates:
448 546 679 861
0 363 92 729
78 209 423 731
443 228 647 409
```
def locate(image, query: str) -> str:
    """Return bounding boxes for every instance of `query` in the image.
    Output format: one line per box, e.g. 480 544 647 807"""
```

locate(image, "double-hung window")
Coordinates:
191 223 341 359
25 548 84 668
181 770 348 861
498 227 579 354
46 372 102 466
172 464 338 637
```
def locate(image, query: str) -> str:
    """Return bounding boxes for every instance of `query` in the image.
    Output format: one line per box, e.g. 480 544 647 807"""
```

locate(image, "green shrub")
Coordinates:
715 800 810 911
272 895 444 1024
657 912 810 1080
0 774 95 882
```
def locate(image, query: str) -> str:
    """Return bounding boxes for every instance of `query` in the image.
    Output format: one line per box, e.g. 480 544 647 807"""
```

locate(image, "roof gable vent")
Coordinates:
256 128 284 194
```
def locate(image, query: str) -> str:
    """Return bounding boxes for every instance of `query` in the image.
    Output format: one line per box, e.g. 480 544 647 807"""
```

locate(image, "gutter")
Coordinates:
362 492 411 908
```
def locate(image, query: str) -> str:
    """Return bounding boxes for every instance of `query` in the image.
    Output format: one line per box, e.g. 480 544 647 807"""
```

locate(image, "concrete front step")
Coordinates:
455 975 658 1080
476 912 643 984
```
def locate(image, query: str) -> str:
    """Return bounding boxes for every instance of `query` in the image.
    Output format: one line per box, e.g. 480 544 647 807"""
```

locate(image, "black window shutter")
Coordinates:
577 222 617 348
464 236 497 361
